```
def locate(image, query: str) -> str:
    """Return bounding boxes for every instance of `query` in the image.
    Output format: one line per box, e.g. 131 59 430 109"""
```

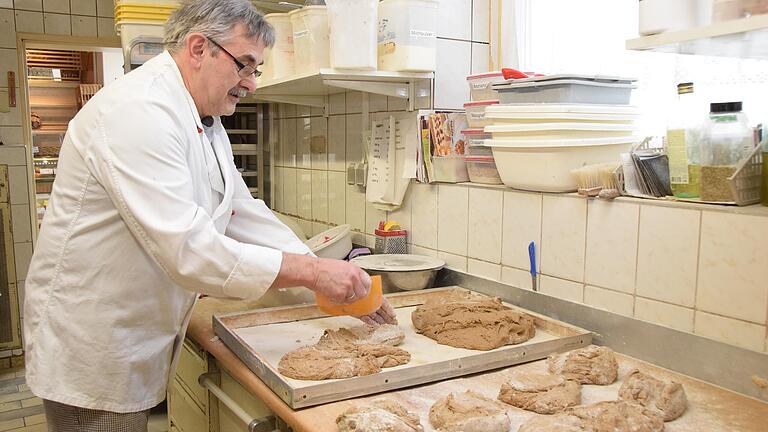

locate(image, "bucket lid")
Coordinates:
486 136 639 149
467 71 504 80
464 100 500 107
351 254 445 272
509 74 637 84
484 122 636 133
493 79 637 91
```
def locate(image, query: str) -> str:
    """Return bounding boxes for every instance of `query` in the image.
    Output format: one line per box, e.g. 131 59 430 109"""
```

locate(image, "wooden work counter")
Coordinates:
187 297 768 432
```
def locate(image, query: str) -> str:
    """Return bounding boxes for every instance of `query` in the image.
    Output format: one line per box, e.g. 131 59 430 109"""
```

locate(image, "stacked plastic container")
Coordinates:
114 1 180 69
262 13 294 81
484 75 640 192
327 0 378 70
461 72 507 184
289 5 330 73
377 0 439 72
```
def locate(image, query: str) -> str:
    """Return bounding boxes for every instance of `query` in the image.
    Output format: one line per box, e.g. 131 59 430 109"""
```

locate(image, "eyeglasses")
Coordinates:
207 37 262 79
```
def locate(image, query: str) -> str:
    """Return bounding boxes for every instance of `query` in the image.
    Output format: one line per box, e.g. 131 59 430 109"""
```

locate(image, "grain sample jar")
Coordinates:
699 102 753 202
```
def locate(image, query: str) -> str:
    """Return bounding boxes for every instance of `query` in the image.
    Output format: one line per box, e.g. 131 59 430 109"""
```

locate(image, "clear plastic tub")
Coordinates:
466 71 505 101
484 122 637 140
493 75 637 105
377 0 438 72
431 156 469 183
326 0 377 70
486 136 637 192
465 156 503 185
463 100 499 128
264 13 294 80
289 6 330 72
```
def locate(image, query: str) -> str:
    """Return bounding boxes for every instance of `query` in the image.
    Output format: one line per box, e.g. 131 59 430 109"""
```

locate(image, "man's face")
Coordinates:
200 23 265 117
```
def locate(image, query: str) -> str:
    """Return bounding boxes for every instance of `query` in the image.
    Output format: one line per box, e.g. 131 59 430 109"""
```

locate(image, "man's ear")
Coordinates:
186 33 208 69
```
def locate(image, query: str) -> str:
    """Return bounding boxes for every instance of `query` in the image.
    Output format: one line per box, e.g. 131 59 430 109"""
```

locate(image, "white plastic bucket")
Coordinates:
484 123 637 140
264 13 294 80
377 0 438 72
326 0 377 70
305 224 353 259
484 104 640 124
289 6 330 73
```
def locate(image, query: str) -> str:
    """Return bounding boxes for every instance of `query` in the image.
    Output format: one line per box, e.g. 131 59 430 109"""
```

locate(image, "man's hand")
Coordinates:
358 297 398 325
312 258 371 304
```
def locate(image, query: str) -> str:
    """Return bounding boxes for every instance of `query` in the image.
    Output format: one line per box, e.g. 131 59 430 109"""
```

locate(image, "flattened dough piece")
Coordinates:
429 390 510 432
548 345 618 385
337 398 423 432
498 371 581 414
411 292 535 350
619 369 687 421
318 324 405 348
517 400 664 432
278 344 410 380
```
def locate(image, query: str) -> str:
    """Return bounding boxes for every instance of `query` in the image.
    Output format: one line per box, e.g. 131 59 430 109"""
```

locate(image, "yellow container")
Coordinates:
316 275 382 317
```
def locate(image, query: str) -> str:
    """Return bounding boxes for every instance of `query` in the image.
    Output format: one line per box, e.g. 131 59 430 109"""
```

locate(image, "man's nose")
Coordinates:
240 73 258 92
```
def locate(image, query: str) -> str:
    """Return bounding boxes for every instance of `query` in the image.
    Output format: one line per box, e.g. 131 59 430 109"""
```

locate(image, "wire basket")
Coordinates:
728 144 763 206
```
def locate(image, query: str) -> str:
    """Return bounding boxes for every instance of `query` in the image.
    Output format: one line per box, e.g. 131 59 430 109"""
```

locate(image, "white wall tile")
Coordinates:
310 117 327 170
540 195 586 283
634 297 694 333
435 38 471 109
0 97 21 126
501 191 541 270
0 126 22 145
365 201 385 235
697 212 768 324
437 184 468 256
9 166 29 205
694 311 765 352
351 231 365 246
311 170 328 223
297 117 311 169
345 184 365 233
501 266 534 291
467 187 502 263
0 146 27 165
328 171 346 226
71 0 97 16
71 15 96 37
272 167 283 212
13 241 32 280
279 103 296 118
280 118 297 167
312 222 330 237
345 91 362 114
95 0 112 17
389 182 412 234
471 42 490 74
14 0 41 11
44 12 70 35
310 106 324 117
96 17 114 37
468 258 500 281
411 245 437 257
345 114 363 166
388 96 407 112
369 94 387 113
11 203 31 243
297 219 312 239
584 200 638 294
636 206 700 306
297 169 312 220
0 0 12 7
282 168 298 215
296 104 311 117
0 50 18 84
42 0 68 13
329 93 345 115
472 0 490 43
14 10 42 33
327 115 345 172
410 182 438 249
584 285 634 317
437 0 472 40
0 9 15 49
439 251 467 272
540 275 583 303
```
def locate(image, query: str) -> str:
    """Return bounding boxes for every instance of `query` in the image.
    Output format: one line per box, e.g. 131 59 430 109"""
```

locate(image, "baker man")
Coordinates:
23 0 395 429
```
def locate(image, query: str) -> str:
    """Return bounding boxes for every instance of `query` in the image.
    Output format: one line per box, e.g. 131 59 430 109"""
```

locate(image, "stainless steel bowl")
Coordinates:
366 268 440 293
350 254 445 293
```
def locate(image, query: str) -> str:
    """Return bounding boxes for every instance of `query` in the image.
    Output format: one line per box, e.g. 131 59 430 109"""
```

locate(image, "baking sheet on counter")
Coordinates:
213 287 592 409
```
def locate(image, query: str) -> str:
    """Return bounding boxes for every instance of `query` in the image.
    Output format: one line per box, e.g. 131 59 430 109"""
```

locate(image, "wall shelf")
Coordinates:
626 14 768 59
245 68 434 111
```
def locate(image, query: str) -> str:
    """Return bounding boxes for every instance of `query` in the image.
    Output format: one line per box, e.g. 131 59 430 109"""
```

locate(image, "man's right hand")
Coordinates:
312 258 371 304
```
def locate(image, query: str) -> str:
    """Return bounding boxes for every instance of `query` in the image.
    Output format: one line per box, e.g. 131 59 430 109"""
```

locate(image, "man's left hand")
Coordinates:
358 298 397 326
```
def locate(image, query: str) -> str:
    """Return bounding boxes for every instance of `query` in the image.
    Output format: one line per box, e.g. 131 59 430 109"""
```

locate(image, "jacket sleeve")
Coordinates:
225 168 312 256
83 97 282 300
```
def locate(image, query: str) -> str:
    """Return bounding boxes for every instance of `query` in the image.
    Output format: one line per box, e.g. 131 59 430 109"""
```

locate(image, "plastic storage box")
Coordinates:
263 13 294 80
377 0 438 72
493 75 637 105
466 71 505 101
486 136 637 192
462 129 492 148
289 6 330 72
484 122 637 140
465 156 503 185
463 100 499 128
327 0 377 70
484 104 640 124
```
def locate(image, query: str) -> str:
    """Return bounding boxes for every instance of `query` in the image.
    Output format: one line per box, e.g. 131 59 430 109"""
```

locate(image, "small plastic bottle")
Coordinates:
699 102 753 202
666 82 701 198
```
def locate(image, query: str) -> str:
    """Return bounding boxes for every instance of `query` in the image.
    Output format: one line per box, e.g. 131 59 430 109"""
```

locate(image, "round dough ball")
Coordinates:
498 371 581 414
619 369 687 421
337 398 422 432
548 345 618 385
429 390 510 432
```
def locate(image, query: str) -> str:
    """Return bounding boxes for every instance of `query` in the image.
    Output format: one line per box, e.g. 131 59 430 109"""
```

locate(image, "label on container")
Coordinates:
667 129 689 184
472 82 491 90
469 112 485 120
410 29 435 38
293 30 309 39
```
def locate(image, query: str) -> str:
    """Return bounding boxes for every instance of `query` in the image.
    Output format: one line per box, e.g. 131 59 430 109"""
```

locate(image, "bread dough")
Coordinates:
619 369 687 421
429 390 510 432
318 324 405 348
337 398 423 432
518 400 664 432
548 345 618 385
411 292 535 350
498 371 581 414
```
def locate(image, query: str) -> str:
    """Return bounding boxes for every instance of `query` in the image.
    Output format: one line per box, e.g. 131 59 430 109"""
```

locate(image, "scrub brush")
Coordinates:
598 163 621 200
571 164 602 197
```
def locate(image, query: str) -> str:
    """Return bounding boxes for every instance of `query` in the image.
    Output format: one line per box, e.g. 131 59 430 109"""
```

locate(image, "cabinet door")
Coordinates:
0 202 19 350
216 368 274 432
0 165 8 203
176 339 208 411
168 378 208 432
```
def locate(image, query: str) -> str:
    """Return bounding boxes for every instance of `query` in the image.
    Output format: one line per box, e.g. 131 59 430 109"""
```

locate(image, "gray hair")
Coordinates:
164 0 275 53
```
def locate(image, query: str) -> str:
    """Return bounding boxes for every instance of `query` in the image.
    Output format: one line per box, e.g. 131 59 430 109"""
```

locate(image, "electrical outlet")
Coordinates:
355 163 368 187
347 163 357 185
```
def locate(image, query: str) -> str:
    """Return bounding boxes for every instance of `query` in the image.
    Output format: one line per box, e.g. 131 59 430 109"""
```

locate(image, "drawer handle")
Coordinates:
198 373 276 432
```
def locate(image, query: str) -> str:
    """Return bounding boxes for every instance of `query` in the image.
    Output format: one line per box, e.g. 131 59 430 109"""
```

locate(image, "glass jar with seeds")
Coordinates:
699 102 753 202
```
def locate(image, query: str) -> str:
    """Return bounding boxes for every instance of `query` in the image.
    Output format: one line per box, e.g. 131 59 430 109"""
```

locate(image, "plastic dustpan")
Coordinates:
316 275 383 317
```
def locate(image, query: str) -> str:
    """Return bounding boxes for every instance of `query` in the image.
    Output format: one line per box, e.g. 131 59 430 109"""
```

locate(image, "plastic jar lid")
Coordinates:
467 71 504 80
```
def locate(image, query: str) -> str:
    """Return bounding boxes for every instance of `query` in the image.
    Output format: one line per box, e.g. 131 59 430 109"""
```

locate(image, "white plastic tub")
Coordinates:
484 123 637 140
484 104 640 124
326 0 377 69
493 75 637 105
305 224 352 259
289 6 330 72
465 156 503 185
264 13 294 80
467 71 505 101
378 0 438 72
486 136 637 192
464 100 499 128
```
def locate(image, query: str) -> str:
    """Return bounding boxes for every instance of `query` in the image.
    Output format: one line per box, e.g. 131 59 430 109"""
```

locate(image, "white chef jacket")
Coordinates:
23 51 311 413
